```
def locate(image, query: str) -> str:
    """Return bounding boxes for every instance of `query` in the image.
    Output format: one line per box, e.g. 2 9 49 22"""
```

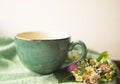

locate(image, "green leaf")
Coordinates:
97 51 109 62
54 68 75 83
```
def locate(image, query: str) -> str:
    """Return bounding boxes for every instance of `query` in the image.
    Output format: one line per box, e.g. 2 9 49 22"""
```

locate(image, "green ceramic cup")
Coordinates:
15 31 87 74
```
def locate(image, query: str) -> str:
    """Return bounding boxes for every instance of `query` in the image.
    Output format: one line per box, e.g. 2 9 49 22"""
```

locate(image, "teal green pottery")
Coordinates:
15 31 87 74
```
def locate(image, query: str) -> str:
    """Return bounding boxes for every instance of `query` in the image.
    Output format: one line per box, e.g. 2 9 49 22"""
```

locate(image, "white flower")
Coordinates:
75 76 83 82
90 59 98 67
68 50 80 60
73 44 82 51
85 66 94 75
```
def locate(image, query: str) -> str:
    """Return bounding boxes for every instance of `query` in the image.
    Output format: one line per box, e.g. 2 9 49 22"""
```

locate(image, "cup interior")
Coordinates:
15 31 70 40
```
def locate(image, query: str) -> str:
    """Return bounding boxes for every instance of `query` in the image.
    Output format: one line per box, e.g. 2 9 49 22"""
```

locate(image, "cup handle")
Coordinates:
60 40 87 69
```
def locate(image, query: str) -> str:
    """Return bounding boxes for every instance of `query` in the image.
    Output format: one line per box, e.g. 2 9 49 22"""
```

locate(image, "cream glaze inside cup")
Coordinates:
15 31 71 40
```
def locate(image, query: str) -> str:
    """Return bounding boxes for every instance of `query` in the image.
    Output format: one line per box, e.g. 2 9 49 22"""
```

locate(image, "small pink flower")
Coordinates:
100 64 110 73
83 71 100 84
68 63 77 72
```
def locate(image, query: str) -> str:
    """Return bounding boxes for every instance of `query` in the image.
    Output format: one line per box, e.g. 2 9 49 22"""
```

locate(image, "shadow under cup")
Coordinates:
15 31 71 74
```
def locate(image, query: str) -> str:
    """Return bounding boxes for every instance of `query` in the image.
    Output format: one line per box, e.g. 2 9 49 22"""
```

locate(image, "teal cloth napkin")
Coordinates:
0 37 83 84
0 37 119 84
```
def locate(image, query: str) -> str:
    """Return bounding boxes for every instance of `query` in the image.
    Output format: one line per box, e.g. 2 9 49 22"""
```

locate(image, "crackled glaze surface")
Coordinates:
15 38 70 74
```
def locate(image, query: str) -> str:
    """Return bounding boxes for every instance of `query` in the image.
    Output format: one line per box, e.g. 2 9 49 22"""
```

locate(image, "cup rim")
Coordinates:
15 31 71 41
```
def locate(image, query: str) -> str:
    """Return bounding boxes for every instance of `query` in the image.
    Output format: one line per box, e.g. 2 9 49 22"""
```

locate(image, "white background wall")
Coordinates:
0 0 120 60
